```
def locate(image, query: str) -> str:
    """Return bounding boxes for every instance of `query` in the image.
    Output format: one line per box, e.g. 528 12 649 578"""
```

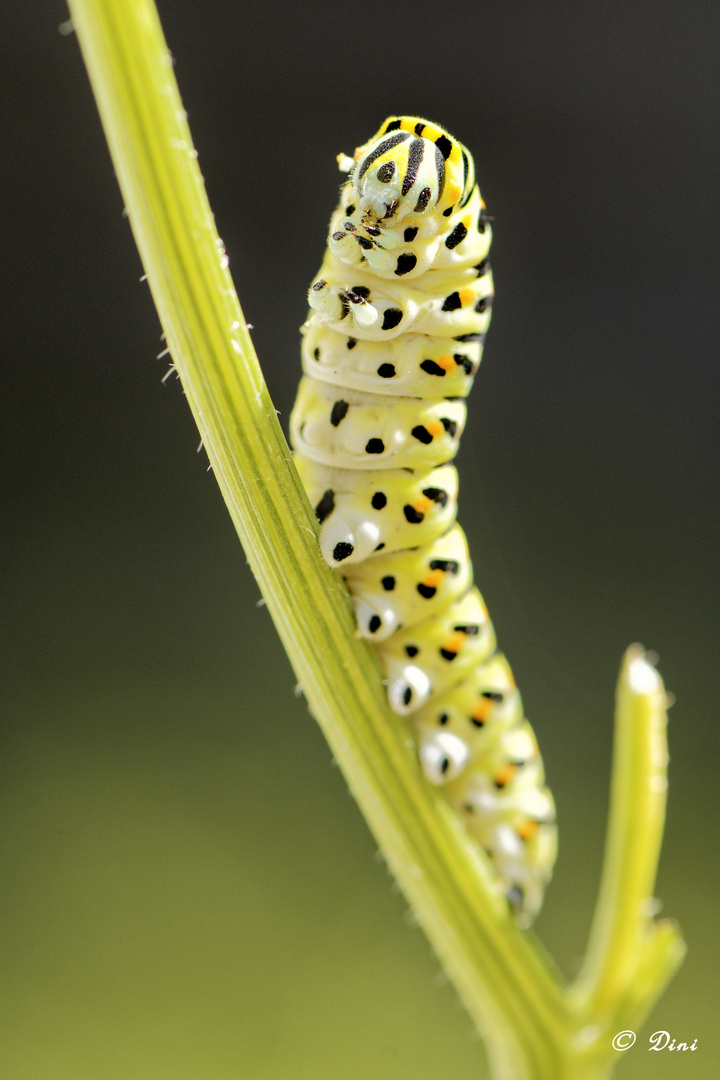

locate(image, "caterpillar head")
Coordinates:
340 116 474 224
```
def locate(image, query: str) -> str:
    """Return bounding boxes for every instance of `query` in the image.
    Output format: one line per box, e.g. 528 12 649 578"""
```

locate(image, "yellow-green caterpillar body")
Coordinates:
291 117 556 923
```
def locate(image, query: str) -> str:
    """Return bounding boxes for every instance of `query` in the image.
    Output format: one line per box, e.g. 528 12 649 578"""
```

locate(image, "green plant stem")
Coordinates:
67 1 684 1075
571 647 686 1028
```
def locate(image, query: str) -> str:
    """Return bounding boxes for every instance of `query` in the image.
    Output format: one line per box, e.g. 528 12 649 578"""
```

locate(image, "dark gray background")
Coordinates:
2 3 718 1077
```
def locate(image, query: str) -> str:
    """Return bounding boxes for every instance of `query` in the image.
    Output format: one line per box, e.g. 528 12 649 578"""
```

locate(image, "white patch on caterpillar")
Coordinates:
319 514 381 566
353 596 400 640
387 664 431 714
419 732 471 784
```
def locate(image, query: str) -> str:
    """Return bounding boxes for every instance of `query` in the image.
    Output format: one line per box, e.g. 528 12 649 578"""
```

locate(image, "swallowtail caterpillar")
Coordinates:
290 116 556 923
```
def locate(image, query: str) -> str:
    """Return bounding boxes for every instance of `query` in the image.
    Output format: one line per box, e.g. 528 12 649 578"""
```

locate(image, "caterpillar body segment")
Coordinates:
291 116 556 923
411 652 523 754
326 183 488 279
307 263 493 341
290 376 466 471
379 587 497 714
294 457 459 567
302 325 481 400
342 524 473 642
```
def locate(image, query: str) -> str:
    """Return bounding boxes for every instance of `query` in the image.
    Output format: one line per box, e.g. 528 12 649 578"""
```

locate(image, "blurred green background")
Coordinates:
2 2 718 1077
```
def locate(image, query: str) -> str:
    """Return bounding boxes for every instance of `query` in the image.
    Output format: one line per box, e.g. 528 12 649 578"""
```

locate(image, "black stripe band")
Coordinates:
401 138 425 196
435 144 446 199
357 132 411 181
